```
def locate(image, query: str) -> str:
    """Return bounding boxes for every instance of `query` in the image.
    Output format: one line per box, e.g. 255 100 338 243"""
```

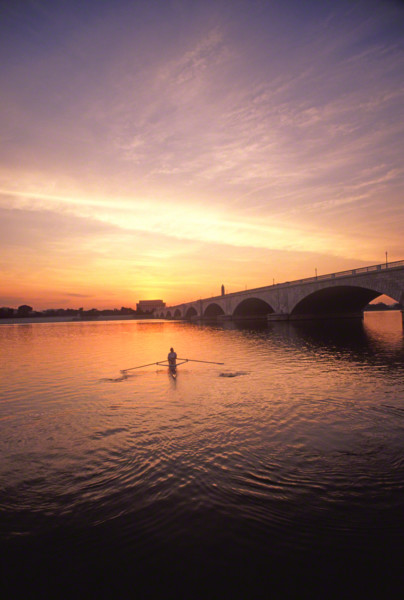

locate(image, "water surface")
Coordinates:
1 312 404 597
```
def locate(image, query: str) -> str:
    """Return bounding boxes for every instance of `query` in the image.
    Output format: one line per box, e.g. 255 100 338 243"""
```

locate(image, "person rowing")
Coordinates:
167 347 177 373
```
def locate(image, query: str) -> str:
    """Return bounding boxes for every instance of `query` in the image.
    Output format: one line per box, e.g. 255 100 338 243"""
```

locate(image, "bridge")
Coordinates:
156 260 404 322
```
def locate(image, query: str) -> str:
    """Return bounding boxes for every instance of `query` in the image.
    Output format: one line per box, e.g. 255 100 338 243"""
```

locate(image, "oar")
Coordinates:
177 358 224 365
121 360 166 373
156 360 188 367
121 357 224 373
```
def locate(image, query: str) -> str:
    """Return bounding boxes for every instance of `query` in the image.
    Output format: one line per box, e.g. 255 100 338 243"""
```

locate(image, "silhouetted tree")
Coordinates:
120 306 135 315
17 305 33 316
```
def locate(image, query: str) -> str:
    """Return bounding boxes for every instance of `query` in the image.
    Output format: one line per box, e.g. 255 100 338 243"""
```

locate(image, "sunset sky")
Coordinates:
1 0 403 309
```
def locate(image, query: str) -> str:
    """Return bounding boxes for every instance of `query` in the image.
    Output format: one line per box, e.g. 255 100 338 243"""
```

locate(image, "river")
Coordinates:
1 312 404 598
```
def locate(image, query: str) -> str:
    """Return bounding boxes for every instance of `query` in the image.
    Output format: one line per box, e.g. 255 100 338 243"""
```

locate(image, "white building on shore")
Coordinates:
136 300 166 314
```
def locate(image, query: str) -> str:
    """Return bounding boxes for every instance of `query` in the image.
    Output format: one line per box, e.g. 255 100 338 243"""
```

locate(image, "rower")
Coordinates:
168 347 177 372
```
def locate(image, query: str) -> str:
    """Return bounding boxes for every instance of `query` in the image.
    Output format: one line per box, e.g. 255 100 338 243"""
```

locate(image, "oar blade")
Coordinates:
177 358 224 365
121 360 166 372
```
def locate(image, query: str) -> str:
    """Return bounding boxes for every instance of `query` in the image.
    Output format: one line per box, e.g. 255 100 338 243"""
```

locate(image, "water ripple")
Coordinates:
1 315 404 592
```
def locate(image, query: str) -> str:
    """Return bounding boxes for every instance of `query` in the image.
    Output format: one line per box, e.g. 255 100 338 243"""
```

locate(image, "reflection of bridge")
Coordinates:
157 260 404 322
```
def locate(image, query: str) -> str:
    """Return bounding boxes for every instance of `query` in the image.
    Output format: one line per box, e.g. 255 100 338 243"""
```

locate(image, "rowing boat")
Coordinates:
156 359 187 378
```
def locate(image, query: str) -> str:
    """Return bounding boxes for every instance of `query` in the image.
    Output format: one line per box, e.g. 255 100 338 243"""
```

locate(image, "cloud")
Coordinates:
0 205 121 247
0 0 403 308
65 292 93 298
0 189 357 259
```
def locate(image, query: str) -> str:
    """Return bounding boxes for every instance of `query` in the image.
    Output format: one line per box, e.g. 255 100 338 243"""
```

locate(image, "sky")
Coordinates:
1 0 403 309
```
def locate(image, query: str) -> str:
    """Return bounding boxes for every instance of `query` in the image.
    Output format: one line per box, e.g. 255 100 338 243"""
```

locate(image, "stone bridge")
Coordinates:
156 260 404 322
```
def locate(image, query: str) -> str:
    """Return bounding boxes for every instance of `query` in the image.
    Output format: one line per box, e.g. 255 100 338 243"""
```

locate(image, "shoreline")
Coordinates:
0 310 401 326
0 315 163 325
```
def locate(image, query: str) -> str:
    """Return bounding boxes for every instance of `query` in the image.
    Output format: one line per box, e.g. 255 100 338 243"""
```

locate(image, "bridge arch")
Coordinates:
185 306 198 319
166 310 172 318
203 303 225 318
174 309 182 318
290 284 396 317
233 297 274 318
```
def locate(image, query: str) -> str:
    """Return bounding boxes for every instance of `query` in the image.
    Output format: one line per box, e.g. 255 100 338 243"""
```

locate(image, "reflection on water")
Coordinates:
1 312 404 597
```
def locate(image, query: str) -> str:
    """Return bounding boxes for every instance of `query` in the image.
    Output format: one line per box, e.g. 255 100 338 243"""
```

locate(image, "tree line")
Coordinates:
364 302 402 311
0 305 154 318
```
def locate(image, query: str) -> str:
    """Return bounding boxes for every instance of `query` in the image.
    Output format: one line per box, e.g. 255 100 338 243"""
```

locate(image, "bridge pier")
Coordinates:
268 311 364 322
267 313 289 321
217 315 233 322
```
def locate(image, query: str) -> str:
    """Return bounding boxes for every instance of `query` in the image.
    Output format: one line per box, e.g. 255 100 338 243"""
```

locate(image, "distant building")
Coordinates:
136 300 166 314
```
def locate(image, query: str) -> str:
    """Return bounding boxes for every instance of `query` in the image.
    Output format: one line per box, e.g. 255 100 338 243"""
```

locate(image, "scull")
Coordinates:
120 357 224 376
